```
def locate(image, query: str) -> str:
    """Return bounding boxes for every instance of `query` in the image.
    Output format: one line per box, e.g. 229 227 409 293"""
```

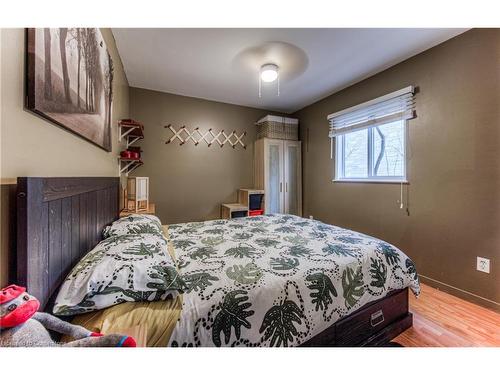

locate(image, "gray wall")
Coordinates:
129 87 281 224
0 28 130 288
293 29 500 310
1 28 129 178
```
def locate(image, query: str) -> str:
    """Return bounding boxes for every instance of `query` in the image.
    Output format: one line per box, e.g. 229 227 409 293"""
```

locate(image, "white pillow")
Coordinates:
53 233 185 316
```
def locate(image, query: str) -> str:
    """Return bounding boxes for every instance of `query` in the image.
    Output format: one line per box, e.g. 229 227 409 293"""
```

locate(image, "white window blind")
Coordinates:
328 86 415 138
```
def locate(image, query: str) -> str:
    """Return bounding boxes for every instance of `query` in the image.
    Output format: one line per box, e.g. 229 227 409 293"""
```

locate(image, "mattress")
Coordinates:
68 296 182 347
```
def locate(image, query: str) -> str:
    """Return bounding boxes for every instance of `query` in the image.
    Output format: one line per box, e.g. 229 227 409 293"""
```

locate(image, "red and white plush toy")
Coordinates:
0 285 136 347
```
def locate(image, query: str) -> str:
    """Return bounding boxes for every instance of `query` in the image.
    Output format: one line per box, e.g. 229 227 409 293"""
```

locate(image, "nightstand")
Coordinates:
221 203 248 219
120 203 156 217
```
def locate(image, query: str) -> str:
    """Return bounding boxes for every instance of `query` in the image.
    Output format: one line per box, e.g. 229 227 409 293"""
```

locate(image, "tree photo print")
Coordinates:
26 28 114 151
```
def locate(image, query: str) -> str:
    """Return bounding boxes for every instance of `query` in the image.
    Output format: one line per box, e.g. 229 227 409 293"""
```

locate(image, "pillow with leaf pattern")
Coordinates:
103 214 163 238
53 233 186 316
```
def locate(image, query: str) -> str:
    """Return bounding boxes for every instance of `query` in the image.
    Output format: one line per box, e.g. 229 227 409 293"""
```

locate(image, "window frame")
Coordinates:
333 120 408 184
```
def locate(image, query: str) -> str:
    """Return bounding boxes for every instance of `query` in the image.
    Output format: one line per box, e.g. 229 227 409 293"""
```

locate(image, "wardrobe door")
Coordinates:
284 140 302 216
264 138 285 214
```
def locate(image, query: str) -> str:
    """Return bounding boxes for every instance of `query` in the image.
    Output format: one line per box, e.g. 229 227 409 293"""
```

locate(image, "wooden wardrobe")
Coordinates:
254 138 302 216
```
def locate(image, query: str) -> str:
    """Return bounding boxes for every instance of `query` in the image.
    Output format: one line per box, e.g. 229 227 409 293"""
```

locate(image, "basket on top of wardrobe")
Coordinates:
255 115 299 141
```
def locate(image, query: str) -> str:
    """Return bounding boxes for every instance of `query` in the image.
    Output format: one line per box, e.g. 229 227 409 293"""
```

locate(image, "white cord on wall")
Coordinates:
399 182 404 209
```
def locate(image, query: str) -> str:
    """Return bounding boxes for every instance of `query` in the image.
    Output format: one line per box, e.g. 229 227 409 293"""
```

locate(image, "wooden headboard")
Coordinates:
16 177 120 309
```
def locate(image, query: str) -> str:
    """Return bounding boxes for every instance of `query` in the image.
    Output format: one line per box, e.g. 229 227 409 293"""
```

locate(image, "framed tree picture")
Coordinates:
26 28 114 151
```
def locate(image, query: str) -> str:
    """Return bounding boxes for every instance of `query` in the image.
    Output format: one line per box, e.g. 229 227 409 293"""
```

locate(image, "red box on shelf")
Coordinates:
249 209 264 216
120 150 132 158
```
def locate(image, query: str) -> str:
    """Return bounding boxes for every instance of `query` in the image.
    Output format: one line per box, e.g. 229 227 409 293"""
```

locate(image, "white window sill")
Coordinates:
333 179 409 184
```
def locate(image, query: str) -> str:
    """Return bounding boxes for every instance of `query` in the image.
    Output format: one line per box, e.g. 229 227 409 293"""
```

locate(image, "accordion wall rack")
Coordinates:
165 124 247 149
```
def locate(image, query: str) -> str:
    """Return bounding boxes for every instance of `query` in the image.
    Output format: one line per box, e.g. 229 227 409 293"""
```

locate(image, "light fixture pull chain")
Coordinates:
258 72 262 98
277 74 280 97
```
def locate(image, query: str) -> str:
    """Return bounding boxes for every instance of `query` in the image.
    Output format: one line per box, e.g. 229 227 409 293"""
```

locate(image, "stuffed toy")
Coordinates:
0 285 136 347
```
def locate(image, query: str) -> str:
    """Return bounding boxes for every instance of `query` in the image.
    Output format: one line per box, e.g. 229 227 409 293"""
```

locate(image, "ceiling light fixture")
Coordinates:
259 63 280 98
261 64 278 82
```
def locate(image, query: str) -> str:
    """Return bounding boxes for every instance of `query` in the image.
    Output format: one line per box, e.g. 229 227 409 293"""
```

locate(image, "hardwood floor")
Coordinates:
394 283 500 347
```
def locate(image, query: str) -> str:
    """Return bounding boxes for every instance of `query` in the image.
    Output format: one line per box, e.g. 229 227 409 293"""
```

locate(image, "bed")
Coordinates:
16 177 420 347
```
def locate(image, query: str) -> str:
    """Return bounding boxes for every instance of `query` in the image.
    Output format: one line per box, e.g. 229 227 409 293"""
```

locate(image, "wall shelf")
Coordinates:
119 157 143 175
118 119 145 176
119 119 144 148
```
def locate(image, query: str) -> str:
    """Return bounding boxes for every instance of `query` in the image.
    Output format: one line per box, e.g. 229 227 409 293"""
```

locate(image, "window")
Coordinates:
327 86 415 183
335 120 406 182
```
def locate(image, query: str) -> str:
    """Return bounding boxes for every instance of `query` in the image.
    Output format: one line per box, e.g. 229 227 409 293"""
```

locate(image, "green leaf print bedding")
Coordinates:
102 214 163 238
53 233 185 316
168 214 420 347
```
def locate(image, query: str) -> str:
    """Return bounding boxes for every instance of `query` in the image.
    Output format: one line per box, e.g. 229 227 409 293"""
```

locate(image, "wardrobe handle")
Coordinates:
280 182 283 192
286 182 288 192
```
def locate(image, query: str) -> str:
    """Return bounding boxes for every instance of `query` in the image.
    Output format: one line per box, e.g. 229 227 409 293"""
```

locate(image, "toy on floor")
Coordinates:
0 285 136 347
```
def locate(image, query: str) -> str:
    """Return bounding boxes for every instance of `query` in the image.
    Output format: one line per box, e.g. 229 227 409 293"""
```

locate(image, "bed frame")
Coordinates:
15 177 412 346
302 288 412 346
16 177 120 309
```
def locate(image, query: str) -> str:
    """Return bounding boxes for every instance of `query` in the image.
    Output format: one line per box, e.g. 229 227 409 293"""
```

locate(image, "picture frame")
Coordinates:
25 28 114 151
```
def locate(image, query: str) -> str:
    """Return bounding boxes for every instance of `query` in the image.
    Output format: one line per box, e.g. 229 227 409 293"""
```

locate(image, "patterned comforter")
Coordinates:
167 214 420 347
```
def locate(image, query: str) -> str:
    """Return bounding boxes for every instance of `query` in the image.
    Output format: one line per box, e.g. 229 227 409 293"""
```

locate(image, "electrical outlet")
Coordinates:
476 257 490 273
309 215 314 220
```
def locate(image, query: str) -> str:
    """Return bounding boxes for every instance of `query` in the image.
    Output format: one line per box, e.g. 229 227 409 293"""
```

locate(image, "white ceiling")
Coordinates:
113 28 467 113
